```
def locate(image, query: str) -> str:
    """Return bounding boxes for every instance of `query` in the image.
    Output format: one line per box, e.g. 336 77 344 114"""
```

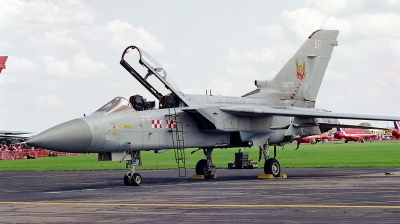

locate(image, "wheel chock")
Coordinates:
191 175 205 180
280 173 288 179
258 174 274 179
258 174 288 179
210 174 217 179
190 174 217 180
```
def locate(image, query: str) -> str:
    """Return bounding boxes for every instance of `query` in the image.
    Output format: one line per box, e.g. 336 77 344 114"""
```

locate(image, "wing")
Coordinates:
219 105 400 122
0 130 32 138
318 123 387 130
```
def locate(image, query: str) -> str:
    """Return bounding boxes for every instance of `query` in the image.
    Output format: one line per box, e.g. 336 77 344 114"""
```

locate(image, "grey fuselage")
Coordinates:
73 93 329 153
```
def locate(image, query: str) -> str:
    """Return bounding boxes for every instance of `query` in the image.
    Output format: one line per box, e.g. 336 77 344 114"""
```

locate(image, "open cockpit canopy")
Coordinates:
120 46 188 108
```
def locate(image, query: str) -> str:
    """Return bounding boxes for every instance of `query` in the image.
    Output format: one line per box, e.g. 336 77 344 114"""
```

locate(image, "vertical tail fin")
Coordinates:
338 127 347 135
0 56 8 74
245 30 339 105
394 121 400 130
336 127 347 134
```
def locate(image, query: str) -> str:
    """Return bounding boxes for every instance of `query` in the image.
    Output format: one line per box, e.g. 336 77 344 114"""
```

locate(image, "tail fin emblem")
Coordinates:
296 60 306 81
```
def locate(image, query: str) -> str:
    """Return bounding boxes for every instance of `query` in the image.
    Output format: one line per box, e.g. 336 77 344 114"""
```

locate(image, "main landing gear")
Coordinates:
195 148 217 178
194 145 281 179
260 143 281 177
124 151 142 186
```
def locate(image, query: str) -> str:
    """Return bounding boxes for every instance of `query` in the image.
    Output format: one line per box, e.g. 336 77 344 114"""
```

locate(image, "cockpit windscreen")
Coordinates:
95 97 133 114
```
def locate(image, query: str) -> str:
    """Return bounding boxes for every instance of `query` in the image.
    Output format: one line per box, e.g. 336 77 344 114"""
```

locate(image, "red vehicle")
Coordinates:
334 127 377 143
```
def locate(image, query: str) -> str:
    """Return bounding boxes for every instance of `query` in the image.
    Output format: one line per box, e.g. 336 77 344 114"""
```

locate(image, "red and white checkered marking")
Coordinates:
151 120 176 129
151 120 163 128
166 120 177 129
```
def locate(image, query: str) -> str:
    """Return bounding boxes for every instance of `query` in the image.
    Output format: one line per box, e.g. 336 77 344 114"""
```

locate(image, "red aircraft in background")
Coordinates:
295 134 331 149
392 121 400 139
0 56 7 74
296 134 330 144
334 127 377 143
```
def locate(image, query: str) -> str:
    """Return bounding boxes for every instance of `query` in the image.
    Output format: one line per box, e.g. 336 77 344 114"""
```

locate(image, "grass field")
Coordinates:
0 141 399 171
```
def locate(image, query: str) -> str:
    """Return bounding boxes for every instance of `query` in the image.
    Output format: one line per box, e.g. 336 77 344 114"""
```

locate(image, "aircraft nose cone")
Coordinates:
27 119 92 152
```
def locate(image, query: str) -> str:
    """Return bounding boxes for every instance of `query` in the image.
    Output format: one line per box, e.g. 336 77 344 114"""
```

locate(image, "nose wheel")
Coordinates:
124 172 142 186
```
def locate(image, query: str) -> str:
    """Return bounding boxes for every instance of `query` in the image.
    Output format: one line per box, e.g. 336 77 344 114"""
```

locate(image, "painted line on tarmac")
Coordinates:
0 172 120 179
1 201 400 209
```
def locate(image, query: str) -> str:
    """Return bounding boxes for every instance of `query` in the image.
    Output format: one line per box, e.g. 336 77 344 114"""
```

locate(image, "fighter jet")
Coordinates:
27 30 400 186
334 127 377 143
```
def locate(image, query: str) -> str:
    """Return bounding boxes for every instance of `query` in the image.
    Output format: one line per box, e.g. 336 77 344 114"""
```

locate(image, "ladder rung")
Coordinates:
168 113 186 177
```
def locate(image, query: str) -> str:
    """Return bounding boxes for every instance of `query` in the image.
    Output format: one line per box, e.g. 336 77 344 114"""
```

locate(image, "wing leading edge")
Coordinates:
220 105 400 122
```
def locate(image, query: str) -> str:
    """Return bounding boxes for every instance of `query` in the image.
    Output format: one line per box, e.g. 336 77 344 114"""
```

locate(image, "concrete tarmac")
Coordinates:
1 167 400 223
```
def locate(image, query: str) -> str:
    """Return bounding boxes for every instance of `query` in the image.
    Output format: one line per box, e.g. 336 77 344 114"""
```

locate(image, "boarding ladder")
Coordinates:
166 108 186 177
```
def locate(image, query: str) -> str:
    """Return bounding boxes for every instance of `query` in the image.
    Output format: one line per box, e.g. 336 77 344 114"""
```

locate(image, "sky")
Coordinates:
1 0 400 134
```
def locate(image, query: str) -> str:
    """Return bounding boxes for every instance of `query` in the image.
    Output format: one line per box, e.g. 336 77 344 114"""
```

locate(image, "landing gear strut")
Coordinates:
195 148 216 178
124 151 142 186
260 143 281 177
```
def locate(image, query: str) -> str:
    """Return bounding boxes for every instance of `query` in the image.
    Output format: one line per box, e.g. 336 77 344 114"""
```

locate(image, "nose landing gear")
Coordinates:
124 172 142 186
124 151 142 186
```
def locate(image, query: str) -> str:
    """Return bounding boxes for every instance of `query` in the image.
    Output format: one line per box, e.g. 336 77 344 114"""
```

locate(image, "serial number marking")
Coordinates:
284 82 295 88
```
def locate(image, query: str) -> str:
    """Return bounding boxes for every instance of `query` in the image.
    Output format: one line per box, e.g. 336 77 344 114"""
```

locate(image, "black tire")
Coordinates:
196 159 211 178
132 173 142 186
124 174 132 186
264 158 280 177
